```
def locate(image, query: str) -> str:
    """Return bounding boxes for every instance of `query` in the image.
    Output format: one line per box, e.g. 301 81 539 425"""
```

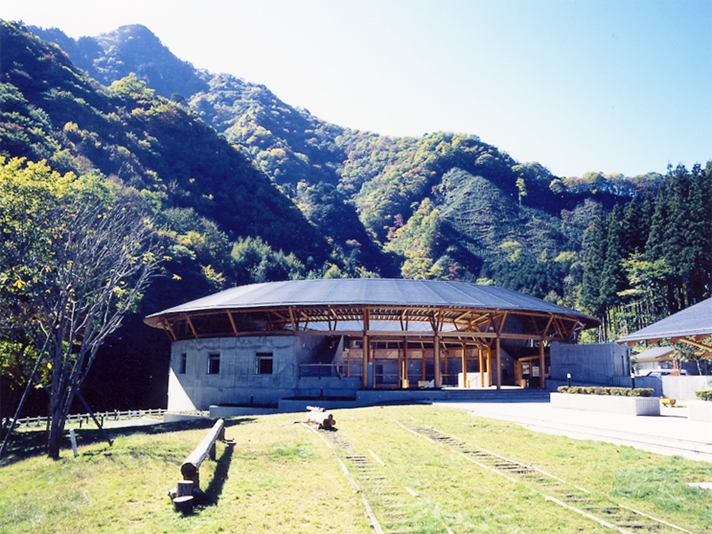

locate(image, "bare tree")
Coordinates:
0 159 163 459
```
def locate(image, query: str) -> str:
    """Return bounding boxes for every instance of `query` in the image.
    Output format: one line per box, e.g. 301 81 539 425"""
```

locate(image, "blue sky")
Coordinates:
4 0 711 177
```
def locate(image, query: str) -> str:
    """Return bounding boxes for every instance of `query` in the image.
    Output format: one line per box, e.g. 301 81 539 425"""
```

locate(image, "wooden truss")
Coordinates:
154 303 587 344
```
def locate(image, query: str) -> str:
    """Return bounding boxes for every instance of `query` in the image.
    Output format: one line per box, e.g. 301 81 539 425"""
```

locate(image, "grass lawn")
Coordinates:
1 404 711 533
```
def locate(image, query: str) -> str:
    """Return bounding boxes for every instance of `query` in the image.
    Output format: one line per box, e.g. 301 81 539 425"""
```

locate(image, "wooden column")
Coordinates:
486 346 492 386
434 335 441 388
461 342 467 388
402 339 409 388
478 346 485 388
495 337 502 390
539 341 546 390
444 346 449 386
421 342 427 381
362 308 370 389
397 341 403 388
362 334 370 389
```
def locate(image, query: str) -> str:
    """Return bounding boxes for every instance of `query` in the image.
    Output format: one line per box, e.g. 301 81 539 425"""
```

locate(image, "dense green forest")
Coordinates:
1 21 710 415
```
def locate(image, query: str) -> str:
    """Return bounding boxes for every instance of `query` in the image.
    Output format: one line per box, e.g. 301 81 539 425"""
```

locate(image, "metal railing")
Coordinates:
298 363 363 378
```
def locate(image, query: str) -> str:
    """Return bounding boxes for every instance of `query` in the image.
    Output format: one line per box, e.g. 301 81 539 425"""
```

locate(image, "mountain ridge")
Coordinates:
16 22 677 288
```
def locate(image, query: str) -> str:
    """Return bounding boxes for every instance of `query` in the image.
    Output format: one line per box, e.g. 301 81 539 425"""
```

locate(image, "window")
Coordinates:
207 353 220 375
178 354 187 374
255 352 273 375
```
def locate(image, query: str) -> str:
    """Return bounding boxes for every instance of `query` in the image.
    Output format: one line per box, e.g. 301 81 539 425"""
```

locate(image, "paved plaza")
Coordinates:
439 399 712 463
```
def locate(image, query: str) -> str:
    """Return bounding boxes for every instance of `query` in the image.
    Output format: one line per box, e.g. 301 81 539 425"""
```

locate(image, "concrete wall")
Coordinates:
550 342 631 387
168 336 300 410
632 376 663 397
662 375 712 400
167 334 363 411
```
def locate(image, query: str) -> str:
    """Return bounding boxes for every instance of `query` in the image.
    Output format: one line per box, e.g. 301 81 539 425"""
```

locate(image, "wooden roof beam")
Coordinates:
671 337 712 352
227 311 239 336
184 313 198 339
161 317 177 342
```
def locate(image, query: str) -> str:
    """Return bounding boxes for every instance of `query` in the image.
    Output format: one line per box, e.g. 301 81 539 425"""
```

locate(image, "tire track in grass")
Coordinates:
396 420 693 534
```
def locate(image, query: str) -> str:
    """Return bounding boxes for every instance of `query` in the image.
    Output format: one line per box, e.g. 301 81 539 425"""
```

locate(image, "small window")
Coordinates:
178 354 187 374
255 352 273 375
207 353 220 375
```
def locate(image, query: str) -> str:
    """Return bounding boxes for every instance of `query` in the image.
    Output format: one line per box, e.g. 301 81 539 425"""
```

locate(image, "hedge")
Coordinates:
557 386 654 397
695 390 712 402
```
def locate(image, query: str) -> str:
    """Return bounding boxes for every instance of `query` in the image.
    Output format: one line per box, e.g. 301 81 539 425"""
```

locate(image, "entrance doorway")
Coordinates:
514 355 550 388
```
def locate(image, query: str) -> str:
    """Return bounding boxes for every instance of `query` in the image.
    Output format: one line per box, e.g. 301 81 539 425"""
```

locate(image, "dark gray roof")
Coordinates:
617 297 712 344
146 278 597 325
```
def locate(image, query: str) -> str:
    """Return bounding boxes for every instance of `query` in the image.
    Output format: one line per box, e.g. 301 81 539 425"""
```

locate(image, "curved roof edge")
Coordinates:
145 278 599 329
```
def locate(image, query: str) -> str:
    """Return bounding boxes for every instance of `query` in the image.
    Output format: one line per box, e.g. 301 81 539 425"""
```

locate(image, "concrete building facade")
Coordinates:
146 279 600 411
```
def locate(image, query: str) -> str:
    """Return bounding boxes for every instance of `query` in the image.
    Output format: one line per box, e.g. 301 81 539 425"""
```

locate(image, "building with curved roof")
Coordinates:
145 279 599 411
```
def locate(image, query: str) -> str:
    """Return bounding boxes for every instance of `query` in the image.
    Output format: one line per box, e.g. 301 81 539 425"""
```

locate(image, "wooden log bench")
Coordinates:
181 418 226 488
169 418 228 511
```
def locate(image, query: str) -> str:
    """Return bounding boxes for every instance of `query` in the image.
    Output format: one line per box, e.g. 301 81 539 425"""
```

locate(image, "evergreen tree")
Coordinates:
620 197 649 255
600 205 626 309
676 163 712 305
580 207 606 315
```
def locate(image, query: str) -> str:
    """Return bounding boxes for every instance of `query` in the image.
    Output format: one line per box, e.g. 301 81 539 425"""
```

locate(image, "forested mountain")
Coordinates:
1 21 710 413
0 21 333 411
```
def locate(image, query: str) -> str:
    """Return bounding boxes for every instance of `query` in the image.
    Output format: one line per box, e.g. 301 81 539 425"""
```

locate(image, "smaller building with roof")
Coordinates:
617 297 712 398
144 279 600 411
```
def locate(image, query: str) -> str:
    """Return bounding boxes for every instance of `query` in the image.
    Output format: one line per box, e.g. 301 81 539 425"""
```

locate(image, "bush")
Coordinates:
557 386 653 397
695 390 712 402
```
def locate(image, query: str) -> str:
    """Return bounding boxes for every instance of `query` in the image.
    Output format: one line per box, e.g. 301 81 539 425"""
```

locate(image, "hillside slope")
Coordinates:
0 20 330 410
30 23 628 286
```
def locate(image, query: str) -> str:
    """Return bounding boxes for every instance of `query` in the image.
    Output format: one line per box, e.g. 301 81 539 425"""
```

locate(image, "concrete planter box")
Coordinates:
689 401 712 423
550 392 660 416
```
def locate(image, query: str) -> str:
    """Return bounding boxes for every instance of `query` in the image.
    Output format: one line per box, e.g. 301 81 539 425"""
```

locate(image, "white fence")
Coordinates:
6 408 166 429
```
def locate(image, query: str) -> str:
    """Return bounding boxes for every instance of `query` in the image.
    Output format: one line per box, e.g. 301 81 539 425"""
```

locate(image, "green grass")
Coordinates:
1 405 711 533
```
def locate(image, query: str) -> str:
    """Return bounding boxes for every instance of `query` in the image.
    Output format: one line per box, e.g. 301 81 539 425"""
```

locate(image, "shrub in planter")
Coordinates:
695 390 712 402
557 386 653 397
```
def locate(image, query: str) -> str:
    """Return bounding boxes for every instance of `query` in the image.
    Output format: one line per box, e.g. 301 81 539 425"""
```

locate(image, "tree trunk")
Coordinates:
47 387 74 460
47 411 64 460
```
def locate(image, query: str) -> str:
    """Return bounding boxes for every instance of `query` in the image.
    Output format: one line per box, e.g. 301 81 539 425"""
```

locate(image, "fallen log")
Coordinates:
180 418 225 488
306 406 336 429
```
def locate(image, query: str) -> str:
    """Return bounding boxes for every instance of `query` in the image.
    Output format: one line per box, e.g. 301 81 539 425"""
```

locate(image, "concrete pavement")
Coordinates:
438 399 712 463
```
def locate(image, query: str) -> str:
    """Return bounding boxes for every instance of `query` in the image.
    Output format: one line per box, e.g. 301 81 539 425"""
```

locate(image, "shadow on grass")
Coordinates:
0 417 253 467
202 441 235 506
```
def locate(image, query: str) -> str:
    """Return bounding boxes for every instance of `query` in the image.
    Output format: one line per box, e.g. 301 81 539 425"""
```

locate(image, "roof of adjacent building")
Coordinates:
617 297 712 344
631 346 676 362
145 278 597 327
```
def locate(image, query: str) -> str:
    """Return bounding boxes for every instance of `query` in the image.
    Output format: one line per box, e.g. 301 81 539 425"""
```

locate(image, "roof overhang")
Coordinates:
145 279 599 343
616 297 712 352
